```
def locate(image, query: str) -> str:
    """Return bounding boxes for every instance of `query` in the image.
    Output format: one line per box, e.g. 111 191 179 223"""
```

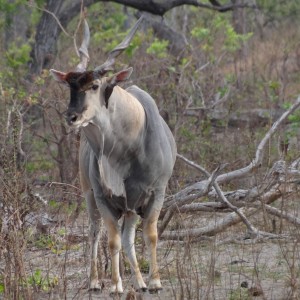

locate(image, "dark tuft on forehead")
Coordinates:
65 71 95 89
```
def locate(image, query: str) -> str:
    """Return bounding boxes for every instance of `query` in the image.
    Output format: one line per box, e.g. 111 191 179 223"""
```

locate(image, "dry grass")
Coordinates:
1 205 298 299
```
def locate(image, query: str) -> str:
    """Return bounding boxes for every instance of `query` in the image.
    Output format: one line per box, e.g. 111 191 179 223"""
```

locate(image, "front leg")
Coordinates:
104 218 123 295
88 156 123 294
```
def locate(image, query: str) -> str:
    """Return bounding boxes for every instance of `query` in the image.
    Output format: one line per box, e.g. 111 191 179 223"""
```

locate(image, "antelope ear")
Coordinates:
107 67 133 86
50 69 68 85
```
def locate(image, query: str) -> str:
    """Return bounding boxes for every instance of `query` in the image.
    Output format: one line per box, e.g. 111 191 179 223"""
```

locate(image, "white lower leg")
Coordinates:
122 214 147 291
108 222 123 294
89 231 101 290
144 217 162 291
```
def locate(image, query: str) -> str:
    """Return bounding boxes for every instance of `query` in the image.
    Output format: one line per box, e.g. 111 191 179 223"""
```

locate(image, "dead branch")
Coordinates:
116 0 257 15
178 202 225 213
159 166 221 236
161 203 296 241
160 159 291 236
179 161 261 236
212 179 259 235
161 162 299 240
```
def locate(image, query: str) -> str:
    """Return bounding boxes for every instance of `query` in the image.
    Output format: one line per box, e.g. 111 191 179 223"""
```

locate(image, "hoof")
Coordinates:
109 276 123 296
109 284 123 297
88 281 102 292
136 287 148 293
148 278 162 294
88 287 101 293
148 287 162 294
109 291 123 298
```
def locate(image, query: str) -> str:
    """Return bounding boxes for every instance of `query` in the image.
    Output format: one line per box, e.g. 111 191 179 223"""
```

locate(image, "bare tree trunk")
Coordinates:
231 0 247 87
29 0 64 75
232 0 247 34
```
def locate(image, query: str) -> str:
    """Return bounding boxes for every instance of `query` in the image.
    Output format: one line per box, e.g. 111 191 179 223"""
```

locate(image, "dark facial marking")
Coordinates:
104 84 114 109
65 71 95 91
64 88 86 125
63 72 95 124
63 71 104 123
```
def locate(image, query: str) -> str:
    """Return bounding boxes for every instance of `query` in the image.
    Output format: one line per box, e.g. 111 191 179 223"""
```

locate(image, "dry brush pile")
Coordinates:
159 96 300 242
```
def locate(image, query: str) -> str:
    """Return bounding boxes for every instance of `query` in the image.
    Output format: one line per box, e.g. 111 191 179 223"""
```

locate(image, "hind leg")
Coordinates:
143 209 162 293
122 212 147 291
79 144 102 290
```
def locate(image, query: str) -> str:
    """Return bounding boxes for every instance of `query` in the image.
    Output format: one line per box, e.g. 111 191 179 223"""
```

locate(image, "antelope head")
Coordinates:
50 17 143 128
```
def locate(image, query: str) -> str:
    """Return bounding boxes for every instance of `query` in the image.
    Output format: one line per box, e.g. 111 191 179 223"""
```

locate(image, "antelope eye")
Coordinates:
91 84 99 91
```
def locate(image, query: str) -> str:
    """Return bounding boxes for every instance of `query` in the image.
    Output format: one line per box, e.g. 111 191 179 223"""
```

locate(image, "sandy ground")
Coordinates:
17 212 299 300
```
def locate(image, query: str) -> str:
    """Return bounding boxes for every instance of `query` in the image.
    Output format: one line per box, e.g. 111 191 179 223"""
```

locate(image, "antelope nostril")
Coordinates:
66 112 78 124
70 114 77 122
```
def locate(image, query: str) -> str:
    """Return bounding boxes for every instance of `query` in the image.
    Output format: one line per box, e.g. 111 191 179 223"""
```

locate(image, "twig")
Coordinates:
6 110 12 140
17 109 26 158
48 181 81 191
176 153 210 176
26 2 71 38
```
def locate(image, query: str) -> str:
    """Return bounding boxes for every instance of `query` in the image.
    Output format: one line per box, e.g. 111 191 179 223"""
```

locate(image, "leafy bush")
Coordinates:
146 38 169 58
26 269 58 292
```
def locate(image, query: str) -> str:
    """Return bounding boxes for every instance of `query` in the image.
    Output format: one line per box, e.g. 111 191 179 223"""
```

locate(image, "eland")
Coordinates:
50 16 176 294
